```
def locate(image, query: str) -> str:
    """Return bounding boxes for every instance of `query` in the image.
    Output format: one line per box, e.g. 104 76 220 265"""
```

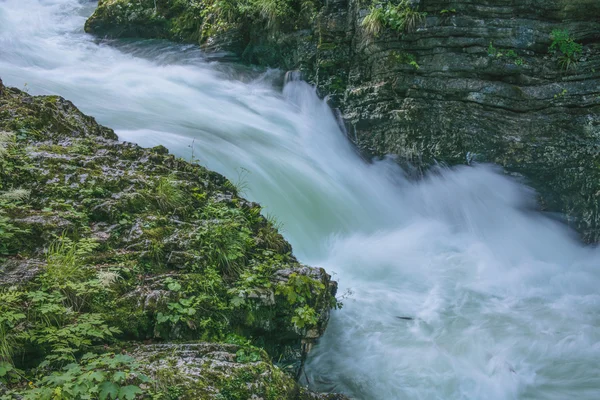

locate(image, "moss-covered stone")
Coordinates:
131 343 346 399
85 0 319 69
0 79 343 399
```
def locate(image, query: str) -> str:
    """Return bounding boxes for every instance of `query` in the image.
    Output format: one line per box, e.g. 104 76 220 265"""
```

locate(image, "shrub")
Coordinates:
362 0 426 38
549 29 583 71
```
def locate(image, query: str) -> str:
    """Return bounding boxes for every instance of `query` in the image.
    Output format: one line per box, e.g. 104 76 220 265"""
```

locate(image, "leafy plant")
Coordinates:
235 347 263 363
0 187 31 255
21 353 149 400
290 305 318 329
389 51 420 70
361 5 384 37
154 176 188 214
362 0 426 38
554 88 568 99
488 42 525 66
549 29 583 71
33 313 121 366
0 290 26 364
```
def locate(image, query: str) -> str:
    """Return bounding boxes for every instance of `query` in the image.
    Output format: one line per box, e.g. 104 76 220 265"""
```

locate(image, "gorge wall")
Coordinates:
86 0 600 241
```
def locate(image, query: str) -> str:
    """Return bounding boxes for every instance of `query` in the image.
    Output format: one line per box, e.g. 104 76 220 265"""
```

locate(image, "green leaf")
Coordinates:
112 371 127 383
88 370 105 383
99 381 120 400
0 362 13 377
119 385 143 400
230 296 245 307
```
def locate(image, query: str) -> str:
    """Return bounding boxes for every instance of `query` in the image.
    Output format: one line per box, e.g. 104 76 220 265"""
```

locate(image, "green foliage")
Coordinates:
487 42 525 66
155 269 230 339
290 305 318 329
32 313 121 366
362 0 427 38
44 236 98 285
549 29 583 71
275 272 323 305
195 201 254 277
361 6 384 37
389 51 420 70
554 88 568 99
192 0 317 41
18 353 149 400
235 347 263 363
439 8 456 14
275 273 324 330
0 290 26 364
0 186 31 255
154 176 188 214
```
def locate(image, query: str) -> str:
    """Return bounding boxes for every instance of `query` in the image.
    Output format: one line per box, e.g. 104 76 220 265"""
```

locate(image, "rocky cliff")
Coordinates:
310 0 600 242
85 0 600 242
0 78 344 399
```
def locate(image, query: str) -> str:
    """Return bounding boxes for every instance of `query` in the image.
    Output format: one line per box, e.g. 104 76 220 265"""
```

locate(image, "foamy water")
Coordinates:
1 1 599 398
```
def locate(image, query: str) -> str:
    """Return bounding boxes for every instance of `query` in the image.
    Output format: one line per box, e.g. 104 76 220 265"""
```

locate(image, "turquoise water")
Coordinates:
1 2 599 398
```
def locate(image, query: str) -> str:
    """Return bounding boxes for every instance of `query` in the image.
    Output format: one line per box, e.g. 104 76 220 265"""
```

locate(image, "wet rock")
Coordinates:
84 0 600 242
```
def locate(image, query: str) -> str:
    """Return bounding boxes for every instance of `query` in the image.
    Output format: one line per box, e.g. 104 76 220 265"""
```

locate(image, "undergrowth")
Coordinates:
361 0 426 39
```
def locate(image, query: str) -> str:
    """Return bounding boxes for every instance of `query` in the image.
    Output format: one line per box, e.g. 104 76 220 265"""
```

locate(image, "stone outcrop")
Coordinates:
308 0 600 242
85 0 600 242
0 82 342 398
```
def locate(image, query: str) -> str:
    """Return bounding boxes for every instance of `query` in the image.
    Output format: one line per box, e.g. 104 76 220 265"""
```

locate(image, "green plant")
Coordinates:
0 290 26 364
154 176 187 213
196 202 254 277
362 0 426 38
21 353 149 400
361 5 384 37
440 8 456 14
275 272 323 305
389 51 420 70
235 347 263 363
156 297 198 329
290 305 318 329
549 29 583 70
554 88 568 99
44 236 98 287
488 42 525 66
0 131 14 160
0 188 30 255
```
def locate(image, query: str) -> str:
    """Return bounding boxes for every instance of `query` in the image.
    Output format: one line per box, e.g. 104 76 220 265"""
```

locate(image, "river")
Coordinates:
1 1 599 399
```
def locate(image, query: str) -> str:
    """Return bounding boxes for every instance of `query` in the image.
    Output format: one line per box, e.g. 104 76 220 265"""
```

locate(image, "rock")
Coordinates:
131 343 350 399
0 83 340 397
84 0 600 242
0 258 43 286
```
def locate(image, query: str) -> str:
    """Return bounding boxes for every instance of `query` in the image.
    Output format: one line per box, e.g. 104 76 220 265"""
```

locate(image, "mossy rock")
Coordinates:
132 343 347 399
0 78 342 398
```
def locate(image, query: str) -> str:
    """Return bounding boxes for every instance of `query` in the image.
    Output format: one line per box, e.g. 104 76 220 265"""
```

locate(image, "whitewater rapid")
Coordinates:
1 1 599 399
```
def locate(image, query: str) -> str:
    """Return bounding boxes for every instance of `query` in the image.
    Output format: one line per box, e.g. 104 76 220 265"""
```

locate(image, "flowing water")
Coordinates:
1 1 599 399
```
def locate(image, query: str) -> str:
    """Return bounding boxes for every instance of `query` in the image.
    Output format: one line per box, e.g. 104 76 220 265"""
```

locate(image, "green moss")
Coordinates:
0 82 338 398
85 0 321 68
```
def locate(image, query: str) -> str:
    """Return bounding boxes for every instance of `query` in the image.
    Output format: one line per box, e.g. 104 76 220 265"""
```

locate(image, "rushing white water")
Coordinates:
1 1 599 399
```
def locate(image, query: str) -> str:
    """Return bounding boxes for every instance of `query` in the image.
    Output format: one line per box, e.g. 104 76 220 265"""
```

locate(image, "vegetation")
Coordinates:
361 0 427 38
86 0 320 61
439 8 456 15
389 51 420 70
487 42 525 66
0 82 338 398
549 29 583 70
